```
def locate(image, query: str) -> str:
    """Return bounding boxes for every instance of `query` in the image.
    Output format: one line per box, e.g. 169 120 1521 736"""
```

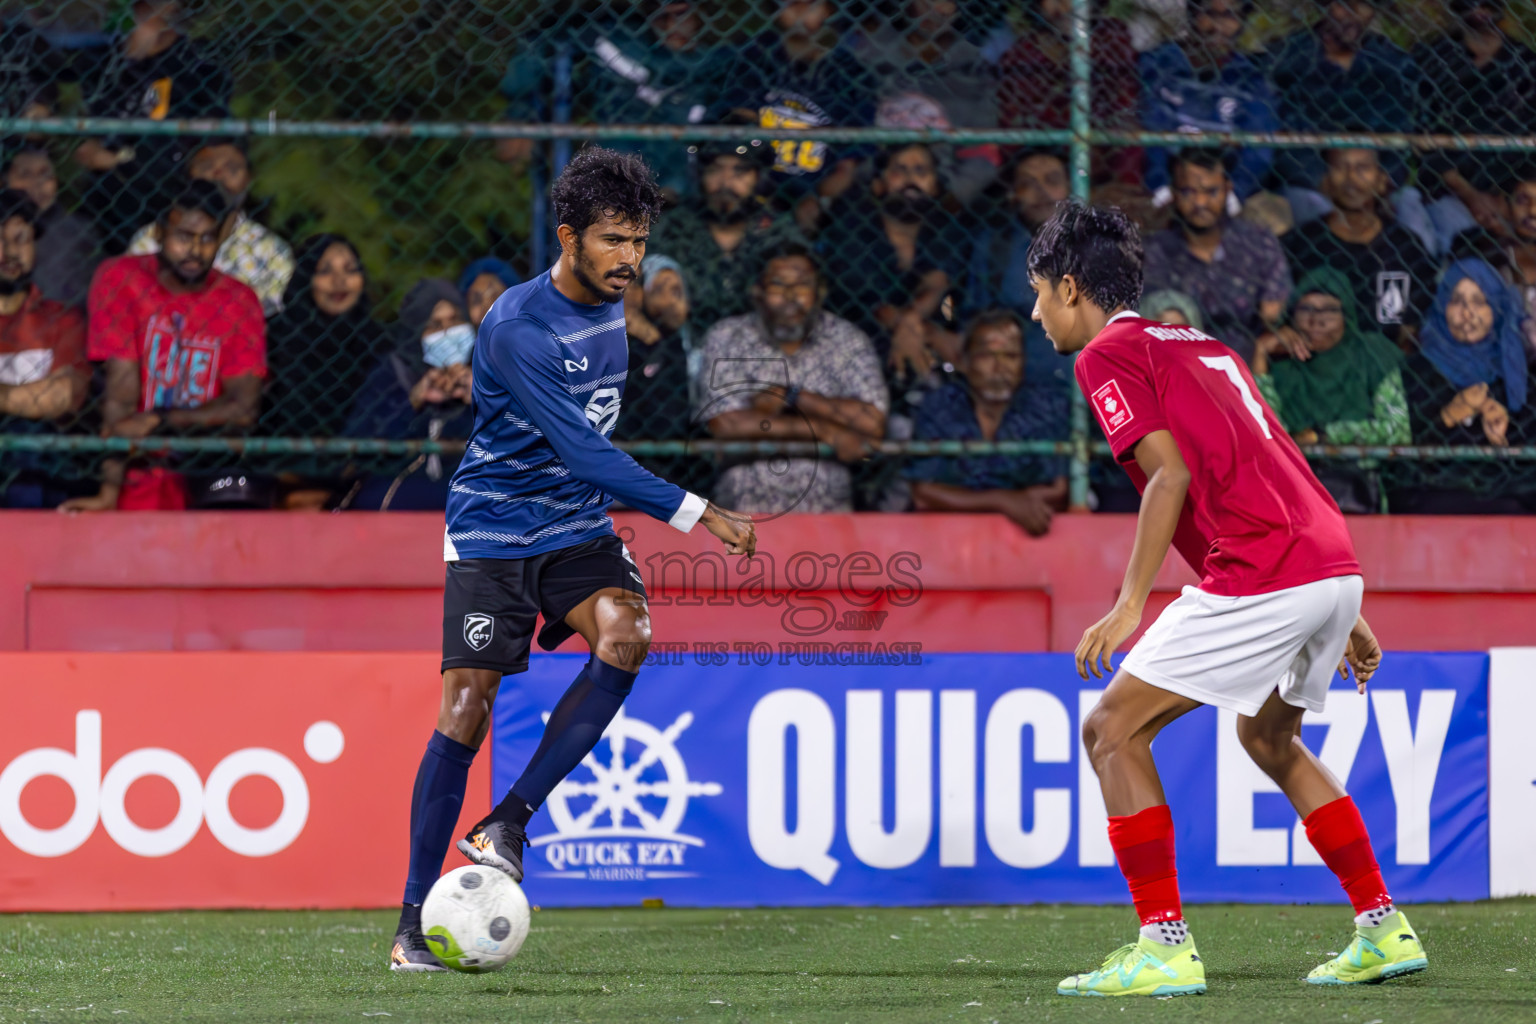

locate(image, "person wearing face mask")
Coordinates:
127 138 295 315
458 257 521 329
343 279 476 510
1394 259 1536 513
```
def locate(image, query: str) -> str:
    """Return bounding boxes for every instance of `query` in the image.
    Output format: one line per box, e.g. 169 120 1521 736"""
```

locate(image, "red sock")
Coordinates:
1303 796 1392 915
1107 804 1182 925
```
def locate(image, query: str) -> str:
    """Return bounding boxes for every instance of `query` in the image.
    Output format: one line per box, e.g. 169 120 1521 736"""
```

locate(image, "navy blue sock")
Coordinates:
400 729 477 907
492 658 637 827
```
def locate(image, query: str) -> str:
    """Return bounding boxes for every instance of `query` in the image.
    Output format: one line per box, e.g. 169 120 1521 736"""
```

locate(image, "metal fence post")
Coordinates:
1067 0 1093 511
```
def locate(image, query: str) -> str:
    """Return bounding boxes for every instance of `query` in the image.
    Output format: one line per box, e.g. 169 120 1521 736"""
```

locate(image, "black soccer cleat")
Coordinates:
389 924 448 973
457 819 526 882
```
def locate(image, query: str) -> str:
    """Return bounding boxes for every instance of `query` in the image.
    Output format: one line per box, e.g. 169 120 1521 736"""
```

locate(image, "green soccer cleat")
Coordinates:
1307 910 1428 986
1057 935 1207 997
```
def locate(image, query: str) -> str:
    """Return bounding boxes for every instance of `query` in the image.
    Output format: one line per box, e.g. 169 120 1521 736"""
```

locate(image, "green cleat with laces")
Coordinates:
1057 935 1207 997
1307 910 1427 985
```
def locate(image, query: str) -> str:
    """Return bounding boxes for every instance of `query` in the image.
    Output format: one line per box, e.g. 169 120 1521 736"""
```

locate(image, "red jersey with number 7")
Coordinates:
1074 311 1360 596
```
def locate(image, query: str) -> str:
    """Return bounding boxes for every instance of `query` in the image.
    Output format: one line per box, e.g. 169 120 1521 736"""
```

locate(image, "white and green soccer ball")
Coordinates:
421 865 531 972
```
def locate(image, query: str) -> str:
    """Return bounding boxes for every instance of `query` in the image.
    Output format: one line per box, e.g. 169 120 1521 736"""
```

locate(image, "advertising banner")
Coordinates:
1489 648 1536 898
0 653 489 911
493 652 1489 907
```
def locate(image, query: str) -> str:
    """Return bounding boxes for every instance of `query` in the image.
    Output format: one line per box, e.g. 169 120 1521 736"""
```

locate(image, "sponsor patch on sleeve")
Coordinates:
1091 380 1134 435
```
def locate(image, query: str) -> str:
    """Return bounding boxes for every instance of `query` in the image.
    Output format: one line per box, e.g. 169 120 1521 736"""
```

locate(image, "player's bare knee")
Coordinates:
596 618 651 673
439 669 497 745
1237 720 1295 777
1083 705 1130 772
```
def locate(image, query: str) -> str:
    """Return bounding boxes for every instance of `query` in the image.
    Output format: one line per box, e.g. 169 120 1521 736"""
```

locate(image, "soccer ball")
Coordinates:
420 866 531 972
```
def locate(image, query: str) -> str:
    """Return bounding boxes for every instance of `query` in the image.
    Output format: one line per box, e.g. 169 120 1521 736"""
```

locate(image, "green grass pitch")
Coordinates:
2 900 1531 1023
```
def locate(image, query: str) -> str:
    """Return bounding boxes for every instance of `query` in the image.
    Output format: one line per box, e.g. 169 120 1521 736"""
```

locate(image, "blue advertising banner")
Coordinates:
491 652 1488 906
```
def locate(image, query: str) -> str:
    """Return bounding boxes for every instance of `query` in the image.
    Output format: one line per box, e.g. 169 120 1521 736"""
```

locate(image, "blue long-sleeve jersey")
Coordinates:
443 270 706 560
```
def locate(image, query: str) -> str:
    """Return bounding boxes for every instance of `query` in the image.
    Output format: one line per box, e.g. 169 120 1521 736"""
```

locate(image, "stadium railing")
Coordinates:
4 0 1536 513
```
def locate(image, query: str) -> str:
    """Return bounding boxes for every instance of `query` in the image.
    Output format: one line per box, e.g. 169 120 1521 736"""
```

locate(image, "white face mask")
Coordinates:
421 323 475 367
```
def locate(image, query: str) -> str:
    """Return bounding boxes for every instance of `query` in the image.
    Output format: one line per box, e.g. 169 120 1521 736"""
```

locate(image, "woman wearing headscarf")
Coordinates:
458 256 520 329
1250 267 1407 513
613 254 713 495
1139 288 1205 331
1252 267 1408 446
262 234 384 439
1396 258 1536 512
342 279 477 510
258 234 387 507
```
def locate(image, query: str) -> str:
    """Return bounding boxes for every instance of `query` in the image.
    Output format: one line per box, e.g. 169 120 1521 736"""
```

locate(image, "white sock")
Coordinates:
1140 919 1190 946
1355 903 1396 929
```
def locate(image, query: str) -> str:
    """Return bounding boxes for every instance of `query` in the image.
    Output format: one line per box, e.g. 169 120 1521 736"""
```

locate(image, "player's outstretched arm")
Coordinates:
1338 615 1383 694
700 501 757 557
1075 429 1191 680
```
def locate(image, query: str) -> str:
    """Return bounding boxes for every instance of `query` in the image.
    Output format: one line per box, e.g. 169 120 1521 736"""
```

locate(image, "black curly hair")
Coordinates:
550 146 664 236
1026 201 1144 313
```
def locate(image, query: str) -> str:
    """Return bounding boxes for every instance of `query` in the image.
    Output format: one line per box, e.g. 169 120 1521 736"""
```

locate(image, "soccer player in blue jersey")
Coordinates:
391 148 757 971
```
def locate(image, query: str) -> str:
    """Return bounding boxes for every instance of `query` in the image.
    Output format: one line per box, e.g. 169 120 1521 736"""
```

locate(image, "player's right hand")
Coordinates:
1075 603 1141 681
702 502 757 557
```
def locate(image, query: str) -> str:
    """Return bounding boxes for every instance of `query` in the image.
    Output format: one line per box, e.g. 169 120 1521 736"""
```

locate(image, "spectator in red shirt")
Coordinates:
63 180 265 512
0 190 88 423
997 0 1142 186
0 189 90 508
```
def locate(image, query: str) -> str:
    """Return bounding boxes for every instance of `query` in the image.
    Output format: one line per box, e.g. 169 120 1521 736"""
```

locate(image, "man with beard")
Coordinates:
127 138 295 315
1282 149 1437 347
389 148 756 971
701 242 888 514
1266 1 1418 228
62 180 265 512
822 143 970 378
968 150 1073 389
1413 0 1536 255
1143 149 1291 361
905 310 1068 536
3 147 101 309
645 132 805 337
0 189 91 506
1140 0 1277 206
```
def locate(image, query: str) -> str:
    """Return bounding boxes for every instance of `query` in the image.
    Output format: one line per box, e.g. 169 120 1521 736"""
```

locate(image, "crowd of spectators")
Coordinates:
5 0 1536 521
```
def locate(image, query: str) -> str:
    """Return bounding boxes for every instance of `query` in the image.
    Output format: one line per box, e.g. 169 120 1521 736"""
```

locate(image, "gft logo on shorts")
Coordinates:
531 706 721 881
463 613 495 652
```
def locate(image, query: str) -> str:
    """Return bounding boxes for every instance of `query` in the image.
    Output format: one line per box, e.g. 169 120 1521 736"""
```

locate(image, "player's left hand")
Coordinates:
1075 603 1141 681
701 502 757 557
1338 615 1383 693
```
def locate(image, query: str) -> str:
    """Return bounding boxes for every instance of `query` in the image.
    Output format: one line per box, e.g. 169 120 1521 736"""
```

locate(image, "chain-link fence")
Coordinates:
2 1 1536 517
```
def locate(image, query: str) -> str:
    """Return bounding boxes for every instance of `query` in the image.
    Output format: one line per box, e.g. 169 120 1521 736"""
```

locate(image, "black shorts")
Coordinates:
441 534 647 675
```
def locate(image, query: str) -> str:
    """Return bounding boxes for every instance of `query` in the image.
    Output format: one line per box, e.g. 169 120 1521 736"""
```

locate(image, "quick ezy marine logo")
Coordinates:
531 706 721 880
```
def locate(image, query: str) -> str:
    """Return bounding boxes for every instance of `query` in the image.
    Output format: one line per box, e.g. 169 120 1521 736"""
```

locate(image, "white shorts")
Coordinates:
1121 574 1365 717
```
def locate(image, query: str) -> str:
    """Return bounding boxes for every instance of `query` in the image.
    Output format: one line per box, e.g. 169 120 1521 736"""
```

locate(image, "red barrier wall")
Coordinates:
4 511 1536 652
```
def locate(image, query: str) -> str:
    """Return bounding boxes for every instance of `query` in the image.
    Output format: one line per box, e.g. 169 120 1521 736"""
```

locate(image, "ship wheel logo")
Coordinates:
531 706 723 851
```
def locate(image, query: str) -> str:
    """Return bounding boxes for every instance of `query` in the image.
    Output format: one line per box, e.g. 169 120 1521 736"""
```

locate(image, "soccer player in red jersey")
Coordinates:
1027 204 1428 997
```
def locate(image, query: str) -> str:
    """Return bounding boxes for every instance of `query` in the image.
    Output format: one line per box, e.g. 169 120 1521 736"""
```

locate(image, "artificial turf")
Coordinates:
1 900 1531 1023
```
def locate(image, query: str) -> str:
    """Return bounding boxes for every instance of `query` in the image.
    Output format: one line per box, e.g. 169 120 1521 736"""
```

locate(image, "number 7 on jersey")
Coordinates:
1199 355 1273 439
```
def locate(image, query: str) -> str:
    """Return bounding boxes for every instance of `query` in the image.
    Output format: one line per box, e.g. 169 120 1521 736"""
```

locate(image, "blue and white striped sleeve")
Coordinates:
487 316 707 531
